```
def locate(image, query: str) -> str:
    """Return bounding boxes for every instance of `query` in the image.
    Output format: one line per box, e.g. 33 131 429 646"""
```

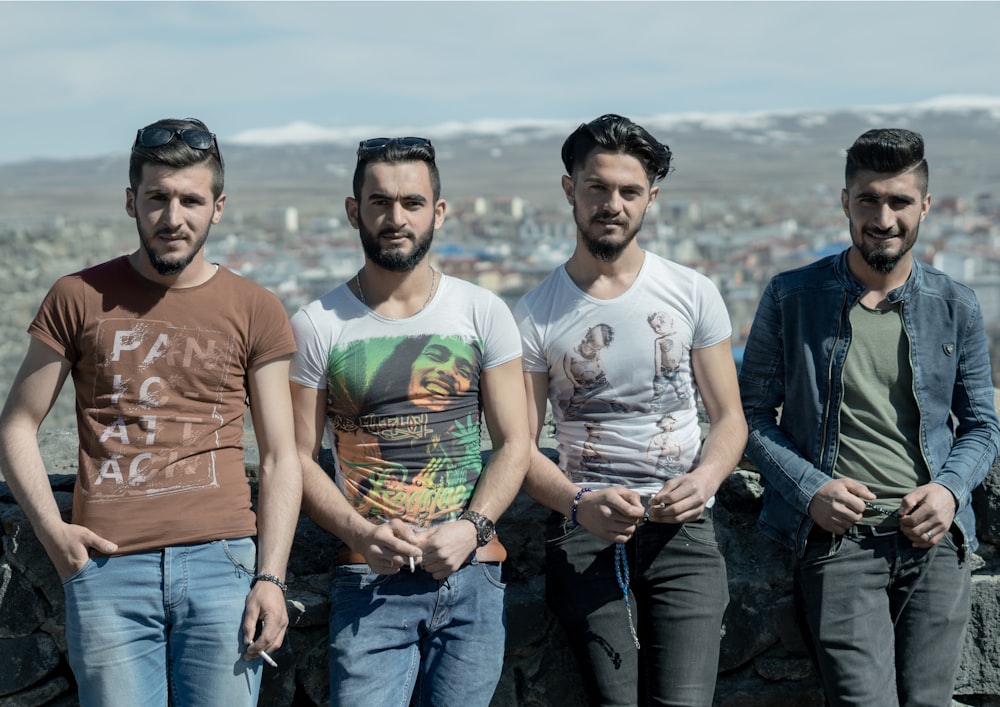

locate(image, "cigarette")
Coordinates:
409 556 416 572
259 650 278 668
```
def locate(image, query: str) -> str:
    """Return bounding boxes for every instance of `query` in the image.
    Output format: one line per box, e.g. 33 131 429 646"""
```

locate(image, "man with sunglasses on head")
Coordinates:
514 114 745 706
0 118 301 707
290 136 528 707
740 128 1000 706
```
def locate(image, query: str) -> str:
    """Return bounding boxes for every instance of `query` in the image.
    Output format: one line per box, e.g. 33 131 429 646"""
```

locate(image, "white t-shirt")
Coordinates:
515 252 731 495
290 274 521 527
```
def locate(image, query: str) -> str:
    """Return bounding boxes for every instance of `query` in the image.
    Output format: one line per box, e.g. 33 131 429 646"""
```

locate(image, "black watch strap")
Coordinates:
460 510 496 547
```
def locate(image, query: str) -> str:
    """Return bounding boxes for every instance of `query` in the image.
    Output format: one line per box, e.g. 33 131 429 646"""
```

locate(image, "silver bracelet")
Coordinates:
253 572 287 593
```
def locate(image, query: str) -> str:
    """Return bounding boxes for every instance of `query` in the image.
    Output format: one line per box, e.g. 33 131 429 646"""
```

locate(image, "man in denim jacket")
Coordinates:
740 128 999 707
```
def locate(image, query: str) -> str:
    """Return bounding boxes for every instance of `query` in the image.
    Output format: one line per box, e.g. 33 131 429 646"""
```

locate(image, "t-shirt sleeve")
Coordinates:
27 275 85 362
248 288 297 367
480 290 522 370
513 295 547 374
692 273 732 350
289 306 330 389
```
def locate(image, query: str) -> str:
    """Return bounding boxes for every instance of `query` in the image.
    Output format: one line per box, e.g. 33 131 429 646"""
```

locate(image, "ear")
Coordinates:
920 193 932 222
840 188 850 219
561 175 574 205
211 194 227 224
646 185 660 210
125 187 136 217
434 198 447 229
345 197 360 229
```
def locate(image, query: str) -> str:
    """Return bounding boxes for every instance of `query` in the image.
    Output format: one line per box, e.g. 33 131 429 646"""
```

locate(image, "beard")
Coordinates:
136 221 210 276
358 215 434 272
850 219 917 275
575 207 643 263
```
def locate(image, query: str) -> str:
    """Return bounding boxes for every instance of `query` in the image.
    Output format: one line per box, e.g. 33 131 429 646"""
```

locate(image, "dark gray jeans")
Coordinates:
544 511 728 707
797 525 971 707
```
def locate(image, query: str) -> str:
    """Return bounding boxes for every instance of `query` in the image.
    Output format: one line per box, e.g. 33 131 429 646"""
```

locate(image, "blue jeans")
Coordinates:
797 526 971 707
545 511 729 707
328 560 506 707
63 538 262 707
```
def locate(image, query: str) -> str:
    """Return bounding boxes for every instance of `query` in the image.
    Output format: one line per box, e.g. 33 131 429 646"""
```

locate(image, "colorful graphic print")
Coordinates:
325 334 484 527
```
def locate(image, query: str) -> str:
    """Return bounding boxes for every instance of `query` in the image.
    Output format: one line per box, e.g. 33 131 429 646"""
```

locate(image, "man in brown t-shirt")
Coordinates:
0 118 301 707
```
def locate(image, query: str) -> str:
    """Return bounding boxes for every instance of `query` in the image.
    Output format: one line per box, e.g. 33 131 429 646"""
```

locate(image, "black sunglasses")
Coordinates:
135 127 217 151
356 136 434 160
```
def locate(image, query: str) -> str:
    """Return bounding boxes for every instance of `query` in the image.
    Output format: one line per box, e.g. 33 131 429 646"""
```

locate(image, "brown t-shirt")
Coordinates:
29 256 296 555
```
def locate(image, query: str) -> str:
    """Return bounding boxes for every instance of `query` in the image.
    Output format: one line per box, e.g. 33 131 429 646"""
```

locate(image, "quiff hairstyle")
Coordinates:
561 114 672 186
845 128 928 196
129 117 225 198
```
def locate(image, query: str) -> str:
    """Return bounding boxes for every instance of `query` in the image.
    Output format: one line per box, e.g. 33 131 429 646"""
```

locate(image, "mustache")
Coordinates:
863 227 900 238
592 212 626 226
377 227 415 238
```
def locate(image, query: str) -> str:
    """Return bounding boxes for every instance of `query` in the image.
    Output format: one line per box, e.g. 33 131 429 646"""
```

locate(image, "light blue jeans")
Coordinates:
63 538 262 707
328 560 506 707
797 525 971 707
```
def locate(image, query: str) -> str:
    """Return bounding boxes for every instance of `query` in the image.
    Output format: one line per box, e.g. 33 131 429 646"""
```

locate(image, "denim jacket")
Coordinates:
739 250 1000 557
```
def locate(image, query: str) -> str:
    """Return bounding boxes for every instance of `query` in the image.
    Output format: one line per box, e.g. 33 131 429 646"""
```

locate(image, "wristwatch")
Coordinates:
460 510 496 547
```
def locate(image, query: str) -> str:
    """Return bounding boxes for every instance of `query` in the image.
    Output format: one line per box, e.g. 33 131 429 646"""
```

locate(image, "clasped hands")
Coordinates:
808 478 956 548
575 474 713 544
355 518 477 580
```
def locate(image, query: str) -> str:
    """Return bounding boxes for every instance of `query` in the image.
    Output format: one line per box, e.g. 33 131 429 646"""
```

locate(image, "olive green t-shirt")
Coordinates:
832 302 930 527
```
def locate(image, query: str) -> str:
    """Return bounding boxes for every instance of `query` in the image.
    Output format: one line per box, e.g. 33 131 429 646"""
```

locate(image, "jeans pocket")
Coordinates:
61 558 96 585
678 518 720 548
220 537 257 578
544 513 584 547
801 531 845 562
478 562 506 590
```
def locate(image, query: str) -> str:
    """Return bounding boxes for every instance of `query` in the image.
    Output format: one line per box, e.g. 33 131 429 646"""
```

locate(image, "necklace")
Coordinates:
355 267 438 314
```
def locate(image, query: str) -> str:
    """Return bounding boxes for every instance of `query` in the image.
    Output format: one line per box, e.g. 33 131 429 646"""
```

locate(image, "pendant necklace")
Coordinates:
355 268 438 314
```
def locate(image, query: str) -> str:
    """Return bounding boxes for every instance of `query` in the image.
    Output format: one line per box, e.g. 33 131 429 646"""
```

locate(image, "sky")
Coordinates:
2 1 1000 165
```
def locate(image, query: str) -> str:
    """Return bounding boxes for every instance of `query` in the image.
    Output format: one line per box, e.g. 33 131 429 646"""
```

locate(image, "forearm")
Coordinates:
522 446 580 518
299 455 375 551
0 421 67 542
467 435 530 522
690 411 747 495
254 450 302 579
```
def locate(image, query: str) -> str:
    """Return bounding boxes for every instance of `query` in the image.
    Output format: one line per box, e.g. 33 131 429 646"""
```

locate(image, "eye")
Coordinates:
423 345 450 363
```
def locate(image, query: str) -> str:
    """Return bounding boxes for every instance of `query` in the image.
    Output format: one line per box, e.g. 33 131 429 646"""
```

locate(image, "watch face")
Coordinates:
480 524 496 545
463 511 495 547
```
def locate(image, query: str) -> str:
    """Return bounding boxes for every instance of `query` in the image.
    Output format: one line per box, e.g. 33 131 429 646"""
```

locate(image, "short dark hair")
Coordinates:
352 139 441 202
845 128 928 195
561 114 672 185
129 118 224 198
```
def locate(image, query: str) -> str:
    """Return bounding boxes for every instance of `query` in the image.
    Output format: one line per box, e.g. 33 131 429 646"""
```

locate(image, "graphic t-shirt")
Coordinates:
515 252 731 495
290 274 521 527
29 256 297 555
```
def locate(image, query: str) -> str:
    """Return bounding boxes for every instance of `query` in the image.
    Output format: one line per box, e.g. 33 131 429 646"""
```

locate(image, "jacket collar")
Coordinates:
834 248 922 304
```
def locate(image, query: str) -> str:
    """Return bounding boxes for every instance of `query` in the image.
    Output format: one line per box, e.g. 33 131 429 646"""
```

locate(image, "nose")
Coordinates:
872 202 895 230
606 190 624 213
163 198 184 227
386 201 406 227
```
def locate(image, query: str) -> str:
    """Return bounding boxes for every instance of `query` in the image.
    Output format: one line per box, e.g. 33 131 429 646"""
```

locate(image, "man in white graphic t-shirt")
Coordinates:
290 137 528 707
514 114 746 706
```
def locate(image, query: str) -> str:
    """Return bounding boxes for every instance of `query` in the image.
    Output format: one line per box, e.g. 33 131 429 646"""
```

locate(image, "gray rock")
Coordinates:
0 634 61 697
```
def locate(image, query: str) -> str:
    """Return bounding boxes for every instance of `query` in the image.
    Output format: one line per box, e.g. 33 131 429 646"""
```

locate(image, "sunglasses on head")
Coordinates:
356 136 434 160
134 126 217 151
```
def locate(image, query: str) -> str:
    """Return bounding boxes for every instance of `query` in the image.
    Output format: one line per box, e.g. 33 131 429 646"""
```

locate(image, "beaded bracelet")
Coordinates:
571 487 592 527
253 573 288 594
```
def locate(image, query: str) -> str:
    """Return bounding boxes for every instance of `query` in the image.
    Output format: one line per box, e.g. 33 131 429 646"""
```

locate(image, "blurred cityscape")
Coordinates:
2 101 1000 431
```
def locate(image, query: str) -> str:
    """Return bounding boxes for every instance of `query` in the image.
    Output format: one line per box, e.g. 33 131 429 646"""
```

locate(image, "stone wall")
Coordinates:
0 430 998 706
